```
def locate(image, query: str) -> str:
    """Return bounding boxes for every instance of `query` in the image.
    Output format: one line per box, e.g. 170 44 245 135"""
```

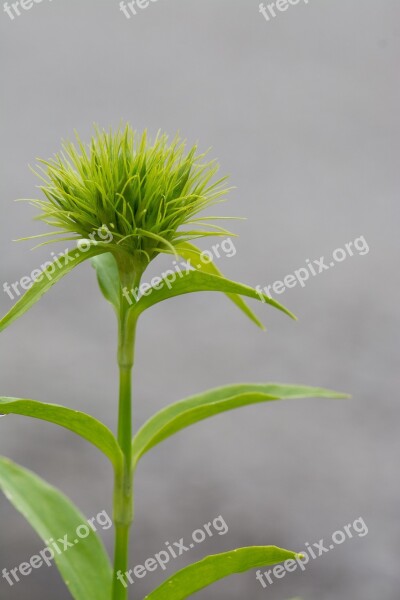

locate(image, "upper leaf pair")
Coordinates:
92 243 295 331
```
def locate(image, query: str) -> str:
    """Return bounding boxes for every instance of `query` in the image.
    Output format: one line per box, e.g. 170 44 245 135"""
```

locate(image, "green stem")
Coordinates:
112 267 141 600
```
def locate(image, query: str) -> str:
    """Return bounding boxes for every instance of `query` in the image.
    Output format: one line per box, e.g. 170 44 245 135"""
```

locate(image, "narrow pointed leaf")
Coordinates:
129 269 296 323
0 245 105 333
176 241 265 328
132 384 349 467
0 397 123 472
91 252 120 311
0 457 112 600
144 546 300 600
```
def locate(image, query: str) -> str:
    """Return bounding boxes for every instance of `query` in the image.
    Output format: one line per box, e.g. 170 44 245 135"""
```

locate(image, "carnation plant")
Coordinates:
0 126 346 600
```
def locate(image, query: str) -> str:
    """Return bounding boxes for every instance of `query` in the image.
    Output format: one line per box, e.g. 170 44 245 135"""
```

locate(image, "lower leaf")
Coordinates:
0 397 123 472
0 457 112 600
132 383 349 468
144 546 300 600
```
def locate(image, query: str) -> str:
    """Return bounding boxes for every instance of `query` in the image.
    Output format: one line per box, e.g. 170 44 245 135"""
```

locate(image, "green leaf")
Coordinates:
0 397 123 472
0 245 105 333
0 457 112 600
144 546 300 600
175 241 265 329
91 252 120 312
132 383 349 467
129 269 296 325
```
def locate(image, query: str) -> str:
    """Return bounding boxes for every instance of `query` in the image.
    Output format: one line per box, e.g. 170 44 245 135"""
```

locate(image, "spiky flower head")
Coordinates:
27 125 231 274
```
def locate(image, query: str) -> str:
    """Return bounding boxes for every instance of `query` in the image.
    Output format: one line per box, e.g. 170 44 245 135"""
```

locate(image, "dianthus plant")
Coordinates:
0 126 346 600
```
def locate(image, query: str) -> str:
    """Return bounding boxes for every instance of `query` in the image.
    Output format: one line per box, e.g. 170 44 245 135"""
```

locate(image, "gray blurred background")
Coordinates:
0 1 399 598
